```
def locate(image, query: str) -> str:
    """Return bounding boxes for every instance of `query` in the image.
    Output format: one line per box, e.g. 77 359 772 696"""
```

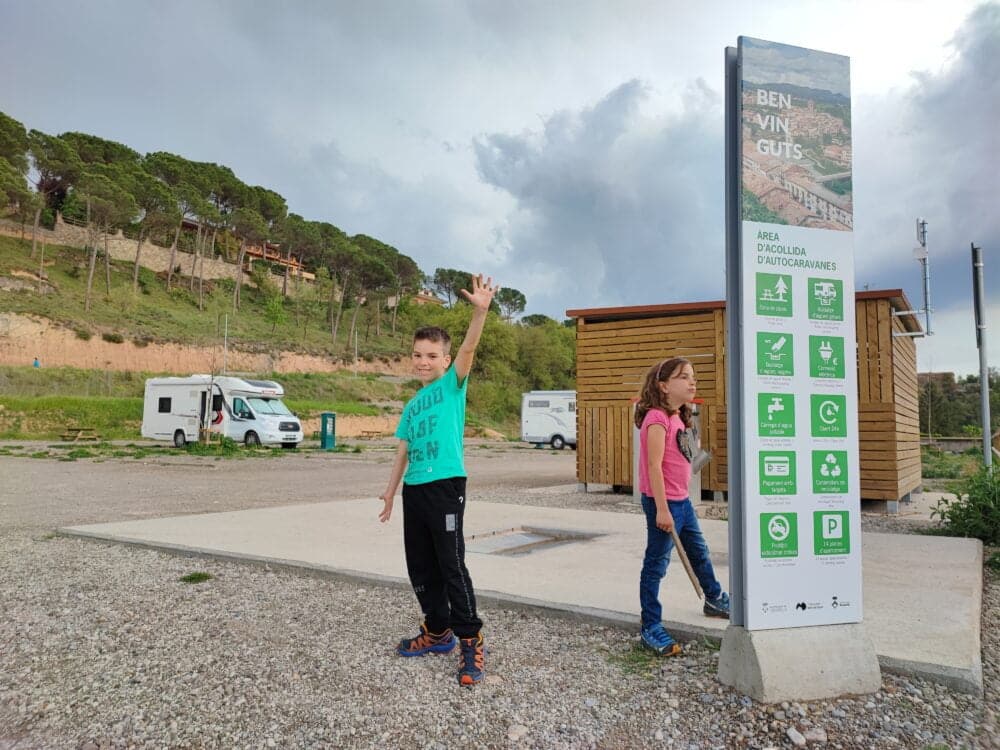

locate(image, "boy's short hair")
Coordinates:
413 326 451 352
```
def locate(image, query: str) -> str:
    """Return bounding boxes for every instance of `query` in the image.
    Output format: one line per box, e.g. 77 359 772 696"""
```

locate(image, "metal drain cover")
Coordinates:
465 527 599 556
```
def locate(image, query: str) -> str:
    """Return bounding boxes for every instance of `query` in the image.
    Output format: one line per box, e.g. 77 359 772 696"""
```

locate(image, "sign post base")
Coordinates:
718 623 881 703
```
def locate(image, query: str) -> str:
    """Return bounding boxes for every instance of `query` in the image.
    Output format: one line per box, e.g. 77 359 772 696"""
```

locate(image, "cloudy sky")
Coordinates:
2 0 997 375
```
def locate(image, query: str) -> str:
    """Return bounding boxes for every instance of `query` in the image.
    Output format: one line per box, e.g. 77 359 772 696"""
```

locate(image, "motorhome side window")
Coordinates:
528 400 549 408
569 402 576 412
233 398 253 418
158 397 171 413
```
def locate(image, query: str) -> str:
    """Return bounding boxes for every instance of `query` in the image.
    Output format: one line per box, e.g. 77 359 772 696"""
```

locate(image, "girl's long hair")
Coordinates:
634 357 693 429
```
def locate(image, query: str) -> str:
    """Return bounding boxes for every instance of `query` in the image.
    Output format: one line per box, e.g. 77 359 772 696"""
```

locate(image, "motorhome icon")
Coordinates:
813 281 837 306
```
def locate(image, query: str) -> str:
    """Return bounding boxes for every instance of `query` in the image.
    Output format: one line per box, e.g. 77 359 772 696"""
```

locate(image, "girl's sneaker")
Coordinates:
397 623 457 656
457 633 486 686
704 592 731 619
640 624 681 656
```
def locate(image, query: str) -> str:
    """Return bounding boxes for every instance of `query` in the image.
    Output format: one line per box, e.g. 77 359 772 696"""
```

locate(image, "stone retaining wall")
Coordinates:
0 216 288 289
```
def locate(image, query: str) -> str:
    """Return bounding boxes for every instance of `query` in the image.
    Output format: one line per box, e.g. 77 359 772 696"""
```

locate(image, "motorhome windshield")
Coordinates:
247 397 293 416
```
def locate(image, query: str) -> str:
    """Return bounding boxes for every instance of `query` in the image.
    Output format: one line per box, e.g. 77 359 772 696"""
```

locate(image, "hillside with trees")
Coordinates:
0 110 576 434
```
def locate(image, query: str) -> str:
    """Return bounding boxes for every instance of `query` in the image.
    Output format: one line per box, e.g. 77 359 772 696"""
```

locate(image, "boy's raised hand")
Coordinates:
459 274 499 311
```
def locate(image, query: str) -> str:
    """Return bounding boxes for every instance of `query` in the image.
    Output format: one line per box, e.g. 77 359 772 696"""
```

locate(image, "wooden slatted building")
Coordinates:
567 289 921 506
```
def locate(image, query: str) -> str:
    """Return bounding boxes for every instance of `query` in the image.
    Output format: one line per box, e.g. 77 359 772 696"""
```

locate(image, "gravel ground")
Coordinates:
0 445 996 749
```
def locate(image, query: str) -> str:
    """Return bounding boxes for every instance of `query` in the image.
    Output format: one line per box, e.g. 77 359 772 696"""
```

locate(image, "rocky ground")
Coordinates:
0 444 995 749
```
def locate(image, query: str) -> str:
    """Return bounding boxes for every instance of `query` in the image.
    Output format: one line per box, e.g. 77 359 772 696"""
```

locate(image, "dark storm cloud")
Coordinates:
474 78 725 316
854 2 999 310
474 2 998 330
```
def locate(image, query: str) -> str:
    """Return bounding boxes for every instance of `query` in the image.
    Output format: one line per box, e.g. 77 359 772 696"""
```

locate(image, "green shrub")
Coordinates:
132 335 152 348
101 332 125 344
931 467 1000 545
987 551 1000 572
73 327 92 341
40 208 56 231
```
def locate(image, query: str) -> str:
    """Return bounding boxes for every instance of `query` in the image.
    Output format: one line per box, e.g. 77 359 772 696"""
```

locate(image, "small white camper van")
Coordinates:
141 375 303 448
521 390 577 449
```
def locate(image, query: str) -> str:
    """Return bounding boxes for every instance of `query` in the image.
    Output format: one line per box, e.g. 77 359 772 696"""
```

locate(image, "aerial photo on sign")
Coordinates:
741 38 852 231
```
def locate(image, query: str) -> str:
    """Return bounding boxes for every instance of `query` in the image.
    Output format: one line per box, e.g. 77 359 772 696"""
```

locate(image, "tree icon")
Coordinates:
773 277 788 301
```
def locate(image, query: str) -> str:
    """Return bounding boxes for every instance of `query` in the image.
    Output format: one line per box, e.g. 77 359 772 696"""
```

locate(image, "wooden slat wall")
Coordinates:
576 311 722 490
575 297 921 503
856 299 922 500
892 315 921 496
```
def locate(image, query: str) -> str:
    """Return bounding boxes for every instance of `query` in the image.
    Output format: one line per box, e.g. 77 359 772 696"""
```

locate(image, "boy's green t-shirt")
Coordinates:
395 365 468 485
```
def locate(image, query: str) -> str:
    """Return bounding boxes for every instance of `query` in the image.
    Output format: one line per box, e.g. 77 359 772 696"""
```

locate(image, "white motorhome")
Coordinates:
141 375 303 448
521 390 577 449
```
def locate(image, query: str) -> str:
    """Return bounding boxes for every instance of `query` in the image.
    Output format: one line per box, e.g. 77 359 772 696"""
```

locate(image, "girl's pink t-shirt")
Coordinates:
638 408 691 500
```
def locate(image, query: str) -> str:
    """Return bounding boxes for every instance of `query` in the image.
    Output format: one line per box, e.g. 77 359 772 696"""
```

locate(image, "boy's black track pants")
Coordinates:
402 476 483 638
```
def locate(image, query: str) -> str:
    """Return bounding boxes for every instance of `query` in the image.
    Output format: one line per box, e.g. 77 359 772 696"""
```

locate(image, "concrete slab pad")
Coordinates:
61 499 983 693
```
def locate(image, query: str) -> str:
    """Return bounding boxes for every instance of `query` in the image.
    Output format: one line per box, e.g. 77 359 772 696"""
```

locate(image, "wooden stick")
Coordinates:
670 527 704 599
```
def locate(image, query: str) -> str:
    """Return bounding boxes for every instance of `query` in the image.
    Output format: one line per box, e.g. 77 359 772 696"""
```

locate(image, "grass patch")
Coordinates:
179 572 213 584
184 437 243 458
604 642 667 679
0 394 142 439
921 446 979 479
2 440 304 461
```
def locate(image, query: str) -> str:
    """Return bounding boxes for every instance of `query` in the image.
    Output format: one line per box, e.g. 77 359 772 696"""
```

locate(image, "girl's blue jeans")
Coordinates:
639 495 723 629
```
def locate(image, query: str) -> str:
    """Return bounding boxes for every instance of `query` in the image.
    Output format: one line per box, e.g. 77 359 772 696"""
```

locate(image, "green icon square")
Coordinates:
756 273 793 317
757 332 794 376
813 511 850 555
760 512 798 558
807 277 843 321
810 394 847 437
812 450 849 494
759 451 797 495
758 393 795 437
809 335 845 379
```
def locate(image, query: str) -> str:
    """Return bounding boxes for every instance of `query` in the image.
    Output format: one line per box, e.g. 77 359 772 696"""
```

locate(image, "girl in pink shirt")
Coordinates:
635 357 729 655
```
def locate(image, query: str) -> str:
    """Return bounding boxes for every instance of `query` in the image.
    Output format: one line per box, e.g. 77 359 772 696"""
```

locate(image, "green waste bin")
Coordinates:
320 412 337 450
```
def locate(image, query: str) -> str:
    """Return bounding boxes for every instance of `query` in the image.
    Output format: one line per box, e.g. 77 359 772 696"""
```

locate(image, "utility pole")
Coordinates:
971 243 992 469
916 218 932 335
893 218 933 339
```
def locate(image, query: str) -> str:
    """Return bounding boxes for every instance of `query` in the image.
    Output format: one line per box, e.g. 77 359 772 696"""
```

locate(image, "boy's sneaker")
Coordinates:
640 624 681 656
397 623 457 657
457 633 485 686
704 592 731 619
